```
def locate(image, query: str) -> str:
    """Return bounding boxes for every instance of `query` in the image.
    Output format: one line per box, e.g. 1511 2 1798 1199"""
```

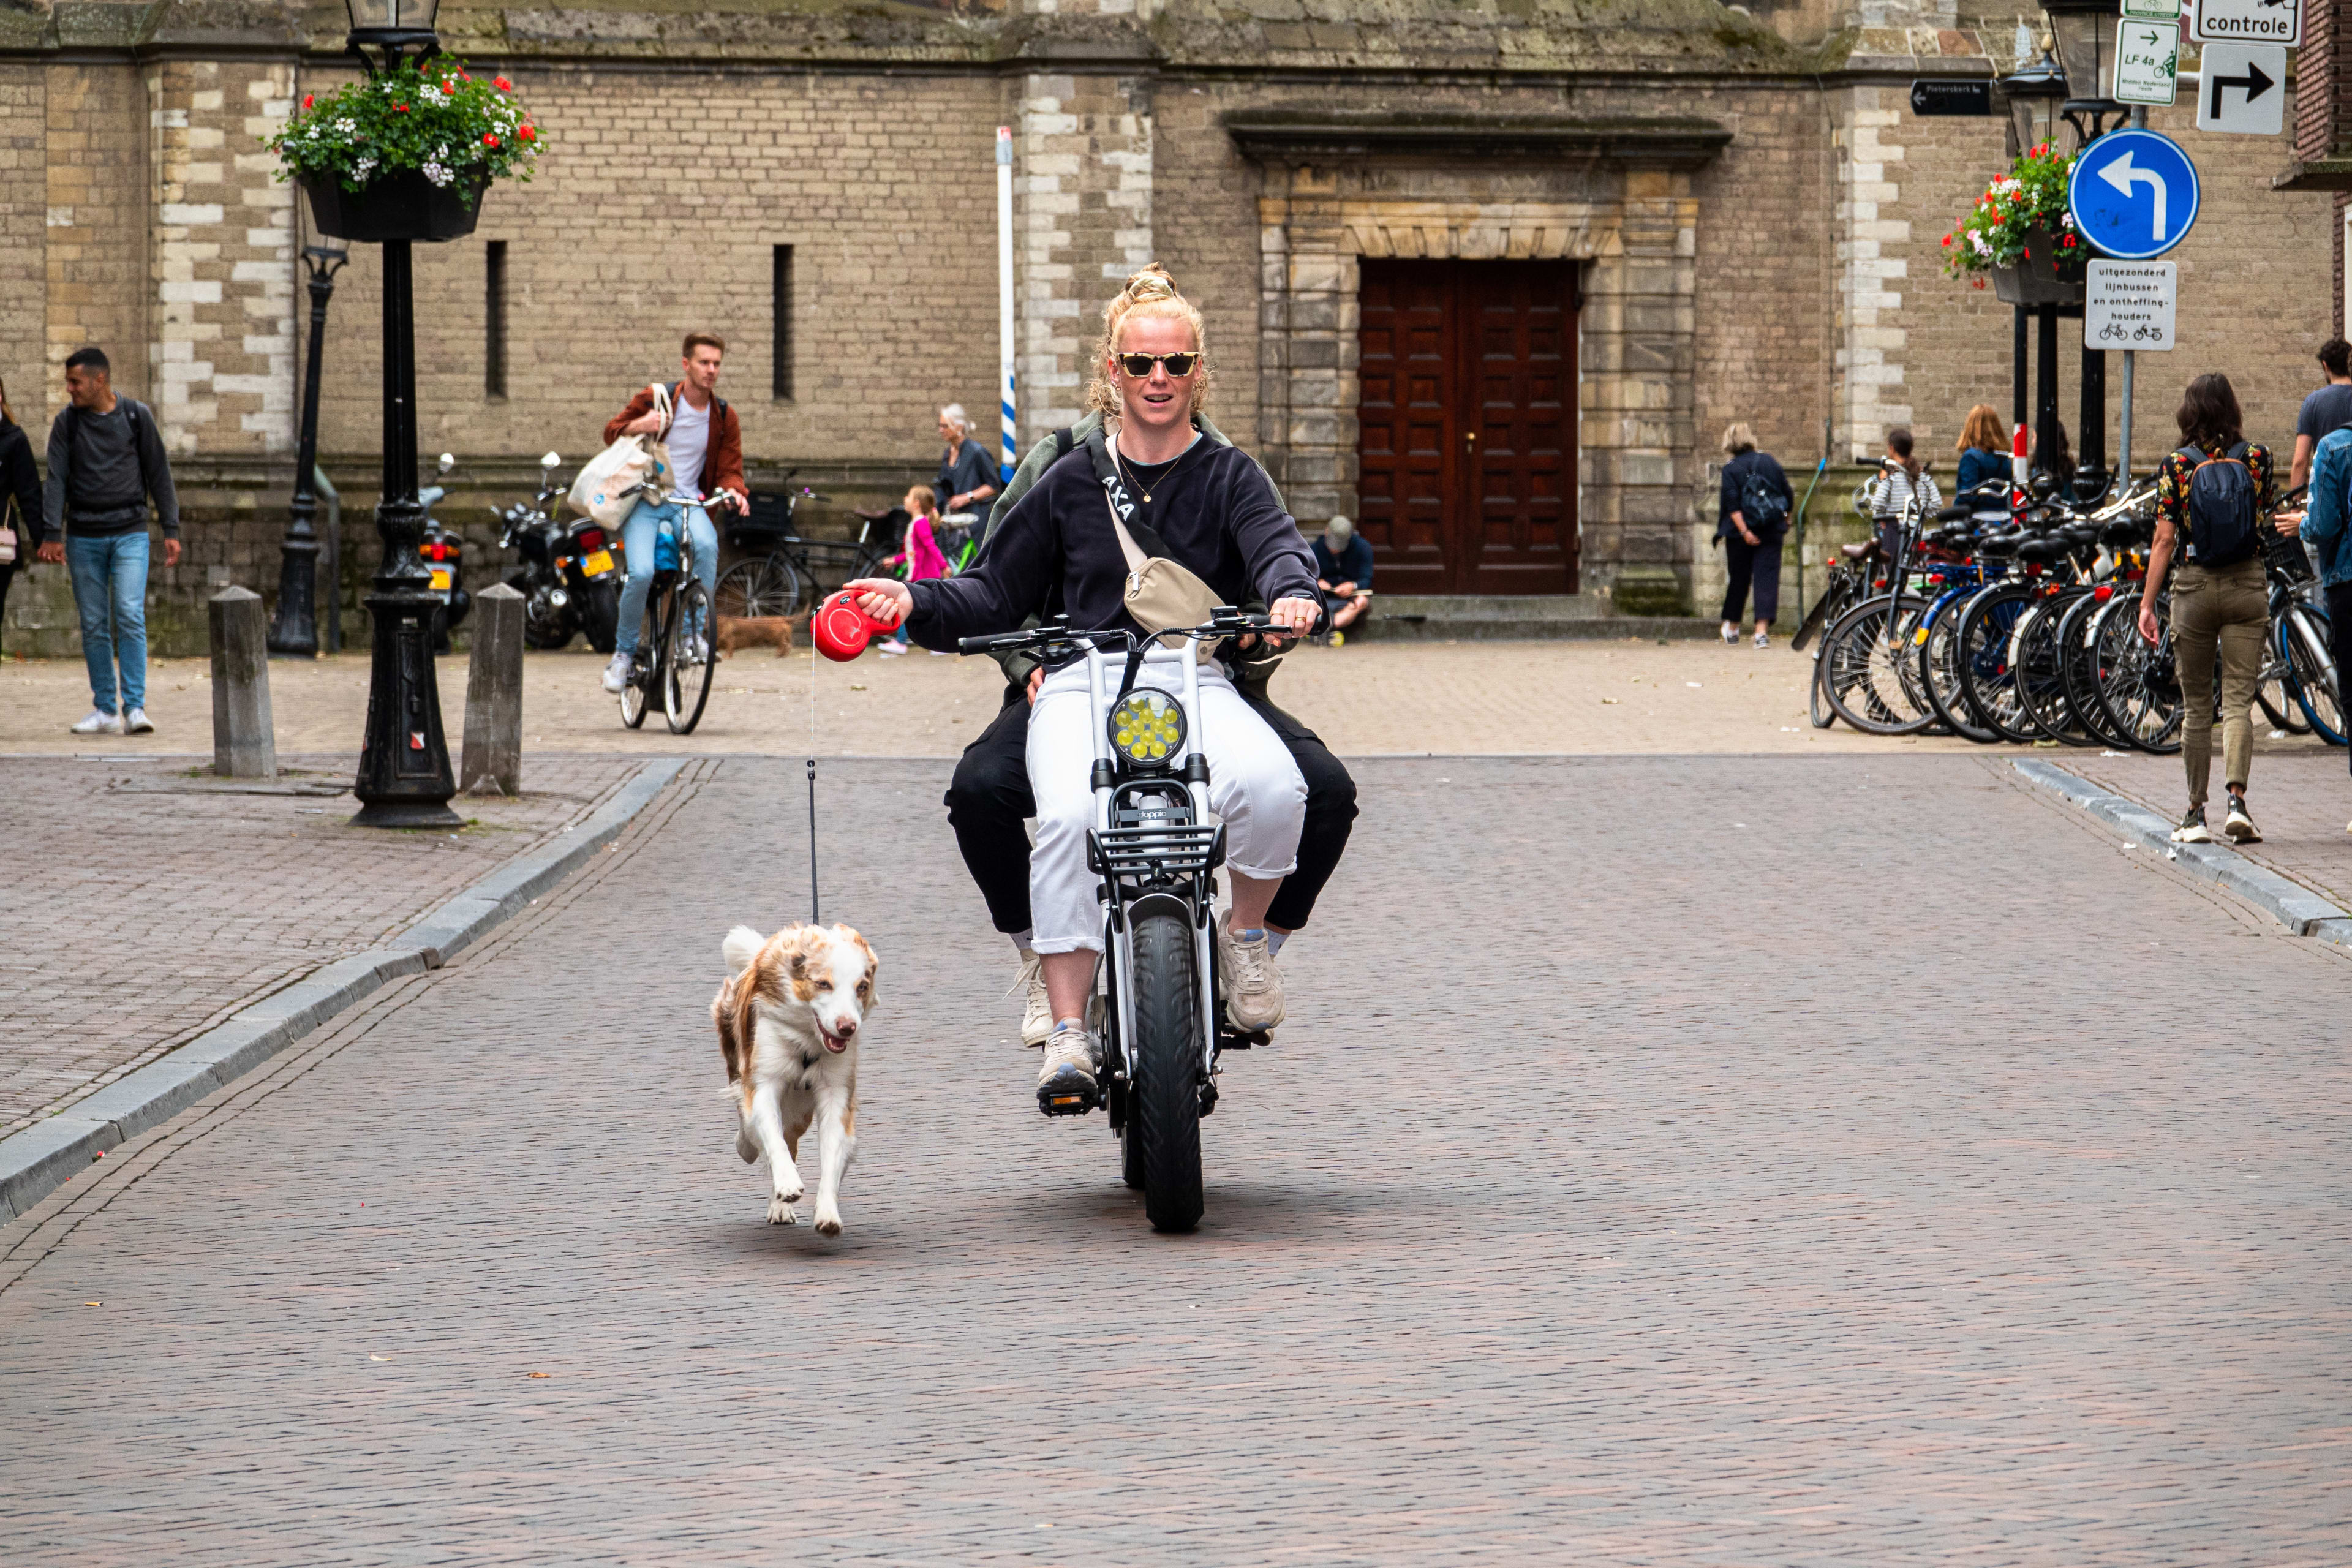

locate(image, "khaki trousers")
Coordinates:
2169 559 2267 805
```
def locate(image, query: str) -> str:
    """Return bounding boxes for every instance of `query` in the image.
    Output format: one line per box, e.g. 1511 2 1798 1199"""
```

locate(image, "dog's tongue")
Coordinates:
821 1030 850 1054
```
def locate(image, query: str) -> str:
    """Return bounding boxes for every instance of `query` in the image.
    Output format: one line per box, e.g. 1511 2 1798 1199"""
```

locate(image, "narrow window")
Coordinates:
772 244 793 401
484 241 508 400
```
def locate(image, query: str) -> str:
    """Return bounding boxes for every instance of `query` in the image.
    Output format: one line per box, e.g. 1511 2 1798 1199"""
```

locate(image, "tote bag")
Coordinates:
569 384 674 528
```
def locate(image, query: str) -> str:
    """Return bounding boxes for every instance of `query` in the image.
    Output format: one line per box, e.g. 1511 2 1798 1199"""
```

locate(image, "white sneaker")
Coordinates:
1752 630 1770 650
1720 621 1738 645
601 653 631 693
124 707 154 734
1009 949 1052 1047
69 709 123 736
1215 909 1287 1032
877 639 906 657
1035 1023 1100 1115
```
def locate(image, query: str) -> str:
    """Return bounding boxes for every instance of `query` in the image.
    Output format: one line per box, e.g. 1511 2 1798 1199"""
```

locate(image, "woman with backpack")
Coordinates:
2137 372 2274 846
1716 423 1793 647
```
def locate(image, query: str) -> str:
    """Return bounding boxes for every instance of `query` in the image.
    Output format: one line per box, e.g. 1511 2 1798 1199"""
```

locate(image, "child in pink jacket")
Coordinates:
880 484 949 655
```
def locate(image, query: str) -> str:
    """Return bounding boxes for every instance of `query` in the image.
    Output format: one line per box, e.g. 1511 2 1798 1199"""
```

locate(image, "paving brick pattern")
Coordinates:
2 755 2348 1562
2067 745 2352 914
0 752 642 1136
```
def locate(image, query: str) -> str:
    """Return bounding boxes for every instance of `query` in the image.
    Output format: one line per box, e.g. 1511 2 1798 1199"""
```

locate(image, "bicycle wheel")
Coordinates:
1918 590 1999 743
1790 571 1850 654
1955 584 2038 743
1821 594 1935 735
665 579 715 734
2015 591 2094 745
2090 595 2182 755
1808 652 1836 729
2282 604 2345 745
715 553 808 620
620 580 665 730
2258 658 2310 733
2057 592 2130 750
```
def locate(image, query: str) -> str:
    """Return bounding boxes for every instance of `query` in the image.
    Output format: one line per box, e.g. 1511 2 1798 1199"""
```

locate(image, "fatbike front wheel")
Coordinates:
1128 907 1204 1233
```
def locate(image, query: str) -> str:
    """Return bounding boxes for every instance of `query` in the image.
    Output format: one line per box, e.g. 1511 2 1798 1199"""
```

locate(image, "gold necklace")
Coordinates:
1114 426 1200 504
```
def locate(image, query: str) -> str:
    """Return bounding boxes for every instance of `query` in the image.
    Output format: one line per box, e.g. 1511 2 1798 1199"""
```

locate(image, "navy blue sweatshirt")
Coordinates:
904 438 1317 657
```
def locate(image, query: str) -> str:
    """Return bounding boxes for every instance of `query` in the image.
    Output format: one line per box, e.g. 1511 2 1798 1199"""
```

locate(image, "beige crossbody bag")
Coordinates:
1087 428 1219 657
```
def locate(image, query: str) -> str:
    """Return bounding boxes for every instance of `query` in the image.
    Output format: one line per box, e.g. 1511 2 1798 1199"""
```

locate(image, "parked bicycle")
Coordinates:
712 471 895 620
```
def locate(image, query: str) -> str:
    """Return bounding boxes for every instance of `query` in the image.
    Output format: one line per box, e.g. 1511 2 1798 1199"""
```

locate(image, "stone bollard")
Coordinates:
208 586 276 779
460 581 524 796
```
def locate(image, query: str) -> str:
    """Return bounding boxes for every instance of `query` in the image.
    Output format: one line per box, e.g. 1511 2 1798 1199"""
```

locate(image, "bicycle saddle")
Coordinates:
2013 536 2067 564
1840 540 1879 561
812 589 896 661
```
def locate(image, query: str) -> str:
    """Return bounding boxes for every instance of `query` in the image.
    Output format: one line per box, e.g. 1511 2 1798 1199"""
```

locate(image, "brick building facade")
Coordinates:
0 0 2341 652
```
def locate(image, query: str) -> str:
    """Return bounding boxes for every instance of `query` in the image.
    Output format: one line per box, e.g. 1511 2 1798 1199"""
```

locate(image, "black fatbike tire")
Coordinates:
1127 908 1204 1234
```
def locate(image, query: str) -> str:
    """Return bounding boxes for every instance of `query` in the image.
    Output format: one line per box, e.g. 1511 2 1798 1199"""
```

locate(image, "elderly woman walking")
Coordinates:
1716 423 1793 647
935 404 998 541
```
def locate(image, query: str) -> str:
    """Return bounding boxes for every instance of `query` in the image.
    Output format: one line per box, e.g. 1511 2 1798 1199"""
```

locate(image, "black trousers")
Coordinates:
2332 582 2352 778
1720 532 1783 625
946 681 1359 935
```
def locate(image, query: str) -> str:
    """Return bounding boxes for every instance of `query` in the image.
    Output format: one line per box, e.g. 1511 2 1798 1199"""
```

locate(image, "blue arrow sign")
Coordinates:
2068 129 2199 261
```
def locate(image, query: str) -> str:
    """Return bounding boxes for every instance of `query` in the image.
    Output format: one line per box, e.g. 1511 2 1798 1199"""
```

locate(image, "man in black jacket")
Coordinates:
37 346 181 736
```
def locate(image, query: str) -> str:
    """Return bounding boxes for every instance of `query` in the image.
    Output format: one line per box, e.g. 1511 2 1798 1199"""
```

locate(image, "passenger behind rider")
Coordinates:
843 265 1321 1108
600 331 750 695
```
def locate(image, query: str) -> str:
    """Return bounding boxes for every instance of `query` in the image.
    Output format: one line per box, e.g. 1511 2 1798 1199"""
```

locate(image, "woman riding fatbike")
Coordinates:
847 265 1322 1111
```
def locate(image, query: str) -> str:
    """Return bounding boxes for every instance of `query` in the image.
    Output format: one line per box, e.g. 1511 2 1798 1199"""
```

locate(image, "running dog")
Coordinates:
713 922 878 1234
714 614 800 658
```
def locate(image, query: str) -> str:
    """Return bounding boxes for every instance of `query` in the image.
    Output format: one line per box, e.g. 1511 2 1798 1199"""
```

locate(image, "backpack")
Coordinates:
2173 442 2258 567
1738 466 1790 533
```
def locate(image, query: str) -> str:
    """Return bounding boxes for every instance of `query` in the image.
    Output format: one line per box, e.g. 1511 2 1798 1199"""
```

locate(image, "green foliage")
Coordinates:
1941 141 2086 284
264 56 540 206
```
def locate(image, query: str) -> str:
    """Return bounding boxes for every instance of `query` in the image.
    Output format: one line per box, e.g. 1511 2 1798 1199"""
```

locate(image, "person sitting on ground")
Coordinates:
843 264 1323 1111
936 346 1357 1058
1954 402 2011 518
2291 336 2352 493
878 484 949 657
2141 372 2272 846
1715 423 1793 649
600 331 750 695
1311 514 1373 643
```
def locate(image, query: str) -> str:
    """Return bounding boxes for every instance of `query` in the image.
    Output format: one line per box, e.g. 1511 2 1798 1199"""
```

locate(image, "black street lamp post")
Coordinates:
268 243 347 658
340 0 463 828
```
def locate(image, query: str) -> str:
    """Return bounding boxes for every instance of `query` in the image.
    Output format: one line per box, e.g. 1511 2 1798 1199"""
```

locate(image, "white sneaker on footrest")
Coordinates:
1008 949 1052 1047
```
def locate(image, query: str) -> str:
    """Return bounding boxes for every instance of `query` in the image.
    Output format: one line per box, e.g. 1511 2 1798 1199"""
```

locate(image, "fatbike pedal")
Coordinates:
1036 1072 1102 1118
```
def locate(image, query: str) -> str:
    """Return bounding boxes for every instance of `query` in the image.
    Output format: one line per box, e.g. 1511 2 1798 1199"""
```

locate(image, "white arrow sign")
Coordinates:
2098 149 2168 243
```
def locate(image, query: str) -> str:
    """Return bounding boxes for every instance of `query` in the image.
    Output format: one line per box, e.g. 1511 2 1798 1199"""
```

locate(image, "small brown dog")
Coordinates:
714 615 799 658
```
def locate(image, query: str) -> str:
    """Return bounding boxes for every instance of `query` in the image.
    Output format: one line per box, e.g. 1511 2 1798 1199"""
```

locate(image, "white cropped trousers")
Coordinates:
1025 659 1306 954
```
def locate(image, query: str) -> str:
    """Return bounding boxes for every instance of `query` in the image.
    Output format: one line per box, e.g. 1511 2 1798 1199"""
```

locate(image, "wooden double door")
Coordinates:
1355 259 1579 595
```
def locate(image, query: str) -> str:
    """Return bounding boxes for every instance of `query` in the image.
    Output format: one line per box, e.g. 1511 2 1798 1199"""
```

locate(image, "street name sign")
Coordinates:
2190 0 2302 48
2113 19 2181 107
1910 80 1993 116
2084 261 2177 352
2068 129 2200 260
2193 41 2288 135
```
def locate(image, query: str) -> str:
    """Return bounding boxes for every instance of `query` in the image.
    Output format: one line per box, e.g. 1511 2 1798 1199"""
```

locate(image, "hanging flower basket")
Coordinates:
1989 228 2086 307
266 56 540 244
301 169 489 243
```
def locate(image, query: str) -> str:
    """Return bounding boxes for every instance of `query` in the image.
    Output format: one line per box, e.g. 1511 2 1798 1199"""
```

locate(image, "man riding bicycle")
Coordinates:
601 331 750 694
847 265 1327 1109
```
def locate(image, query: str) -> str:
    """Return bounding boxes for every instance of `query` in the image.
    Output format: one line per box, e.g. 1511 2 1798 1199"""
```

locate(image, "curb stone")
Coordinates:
0 758 687 1225
2013 759 2352 941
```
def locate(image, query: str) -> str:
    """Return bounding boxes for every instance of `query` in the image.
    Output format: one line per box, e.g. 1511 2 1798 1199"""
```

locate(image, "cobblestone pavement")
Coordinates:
2065 745 2352 913
4 754 2347 1563
0 753 641 1136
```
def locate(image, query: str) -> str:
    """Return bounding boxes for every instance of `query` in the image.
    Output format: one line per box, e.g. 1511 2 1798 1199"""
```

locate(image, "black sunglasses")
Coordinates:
1115 352 1200 378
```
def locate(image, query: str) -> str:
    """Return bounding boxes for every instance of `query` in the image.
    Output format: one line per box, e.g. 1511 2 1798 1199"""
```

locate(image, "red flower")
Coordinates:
518 124 535 141
2022 247 2031 258
2060 234 2076 248
1971 278 1987 290
301 93 314 109
1942 234 1952 246
483 133 500 148
394 104 409 113
494 76 513 92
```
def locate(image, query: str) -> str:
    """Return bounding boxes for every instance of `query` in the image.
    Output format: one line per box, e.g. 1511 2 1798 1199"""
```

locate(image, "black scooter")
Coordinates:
418 452 470 655
493 451 622 654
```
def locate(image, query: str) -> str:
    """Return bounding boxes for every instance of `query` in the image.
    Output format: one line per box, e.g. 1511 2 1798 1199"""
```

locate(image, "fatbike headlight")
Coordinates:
1107 690 1185 767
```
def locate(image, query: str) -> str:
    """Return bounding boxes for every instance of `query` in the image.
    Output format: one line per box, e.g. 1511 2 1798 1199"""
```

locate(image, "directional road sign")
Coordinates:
2194 42 2287 135
2068 129 2200 261
2113 19 2180 107
2085 261 2177 352
2191 0 2303 49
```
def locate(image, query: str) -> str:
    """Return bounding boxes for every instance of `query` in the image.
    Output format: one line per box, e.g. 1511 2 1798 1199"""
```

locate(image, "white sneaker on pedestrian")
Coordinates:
1036 1022 1100 1115
1752 630 1770 650
1008 949 1053 1047
601 653 631 693
1720 621 1738 645
124 707 154 734
878 639 907 657
2223 793 2261 844
1216 909 1287 1032
69 709 123 736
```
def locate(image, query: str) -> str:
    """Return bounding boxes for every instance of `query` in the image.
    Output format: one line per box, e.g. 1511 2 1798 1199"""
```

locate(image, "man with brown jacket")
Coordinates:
600 331 749 693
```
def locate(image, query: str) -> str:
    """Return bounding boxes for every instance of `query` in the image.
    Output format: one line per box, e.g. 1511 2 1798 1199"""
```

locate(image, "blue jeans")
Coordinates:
66 532 150 714
614 499 718 659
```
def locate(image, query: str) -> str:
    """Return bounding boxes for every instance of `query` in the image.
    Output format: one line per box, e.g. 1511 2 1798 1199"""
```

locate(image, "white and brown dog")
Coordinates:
713 922 877 1235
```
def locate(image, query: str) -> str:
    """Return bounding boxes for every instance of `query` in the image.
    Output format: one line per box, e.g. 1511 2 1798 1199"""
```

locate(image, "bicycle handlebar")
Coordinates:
956 609 1281 658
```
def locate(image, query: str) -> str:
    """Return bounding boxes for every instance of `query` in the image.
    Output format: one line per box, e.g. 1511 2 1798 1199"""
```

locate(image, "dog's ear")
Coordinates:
723 925 764 977
846 928 878 1008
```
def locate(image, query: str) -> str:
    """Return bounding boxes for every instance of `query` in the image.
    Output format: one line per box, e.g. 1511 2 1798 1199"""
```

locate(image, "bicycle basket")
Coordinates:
2262 520 2316 582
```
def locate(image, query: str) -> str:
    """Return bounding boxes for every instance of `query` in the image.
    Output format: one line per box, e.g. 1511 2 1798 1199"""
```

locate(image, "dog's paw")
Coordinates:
776 1180 804 1204
813 1205 843 1237
766 1196 799 1226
